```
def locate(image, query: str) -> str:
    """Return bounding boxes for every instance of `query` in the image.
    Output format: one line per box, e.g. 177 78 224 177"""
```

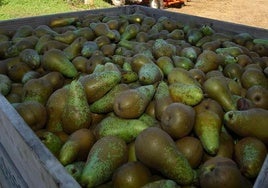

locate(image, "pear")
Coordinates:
94 113 155 143
194 98 224 120
180 46 199 61
80 136 128 188
59 128 95 166
41 49 78 78
90 83 129 114
36 130 63 157
194 50 224 73
19 48 40 69
14 100 47 131
175 136 204 169
52 30 78 44
138 62 164 85
113 85 156 119
154 81 173 121
5 83 23 103
112 161 152 188
241 67 268 89
61 79 91 134
46 87 68 133
199 156 252 188
120 23 140 40
234 137 267 178
152 39 176 59
65 161 85 184
90 22 116 40
169 82 203 106
141 179 179 188
22 77 54 105
0 74 12 96
161 102 195 139
49 17 78 27
194 110 222 155
172 56 194 71
63 36 87 60
224 108 268 144
246 85 268 109
155 56 174 77
79 68 121 104
135 127 194 185
203 76 237 112
33 24 57 37
188 68 206 85
168 67 200 86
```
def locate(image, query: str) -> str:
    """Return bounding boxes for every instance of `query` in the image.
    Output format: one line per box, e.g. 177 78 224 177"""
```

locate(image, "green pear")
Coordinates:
120 23 140 40
89 83 129 114
19 48 40 69
36 130 63 157
41 49 78 78
135 127 194 185
79 67 122 104
154 81 173 121
224 108 268 144
168 67 200 86
80 136 128 187
65 161 85 184
138 62 164 85
63 36 87 60
46 87 68 132
169 82 203 106
0 74 12 96
194 50 224 73
52 30 78 44
203 76 237 112
141 179 179 188
61 79 91 134
194 110 222 155
59 128 95 166
94 113 155 143
234 136 267 179
152 39 176 59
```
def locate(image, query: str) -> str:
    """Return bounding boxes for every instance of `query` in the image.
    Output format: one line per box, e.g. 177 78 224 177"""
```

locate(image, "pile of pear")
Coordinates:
0 10 268 188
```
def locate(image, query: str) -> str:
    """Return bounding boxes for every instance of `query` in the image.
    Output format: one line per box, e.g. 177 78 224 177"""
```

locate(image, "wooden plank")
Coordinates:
0 94 81 188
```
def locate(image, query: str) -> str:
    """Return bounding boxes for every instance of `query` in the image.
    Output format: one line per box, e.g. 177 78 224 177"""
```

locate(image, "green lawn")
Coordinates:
0 0 113 20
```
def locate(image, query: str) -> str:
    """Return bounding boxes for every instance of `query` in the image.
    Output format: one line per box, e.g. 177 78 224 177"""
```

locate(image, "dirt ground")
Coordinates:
166 0 268 29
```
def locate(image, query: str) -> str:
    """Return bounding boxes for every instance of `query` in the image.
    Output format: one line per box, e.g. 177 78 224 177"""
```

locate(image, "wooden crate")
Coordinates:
0 5 267 187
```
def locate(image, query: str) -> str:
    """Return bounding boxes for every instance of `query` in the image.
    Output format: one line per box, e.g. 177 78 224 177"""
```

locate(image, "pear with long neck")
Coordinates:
224 108 268 144
203 76 237 112
61 79 91 134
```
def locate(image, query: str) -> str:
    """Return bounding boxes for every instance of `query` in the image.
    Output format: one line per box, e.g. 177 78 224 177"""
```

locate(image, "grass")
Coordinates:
0 0 113 20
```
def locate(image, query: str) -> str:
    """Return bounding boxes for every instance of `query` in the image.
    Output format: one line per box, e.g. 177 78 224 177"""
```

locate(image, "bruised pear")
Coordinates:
135 127 194 185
